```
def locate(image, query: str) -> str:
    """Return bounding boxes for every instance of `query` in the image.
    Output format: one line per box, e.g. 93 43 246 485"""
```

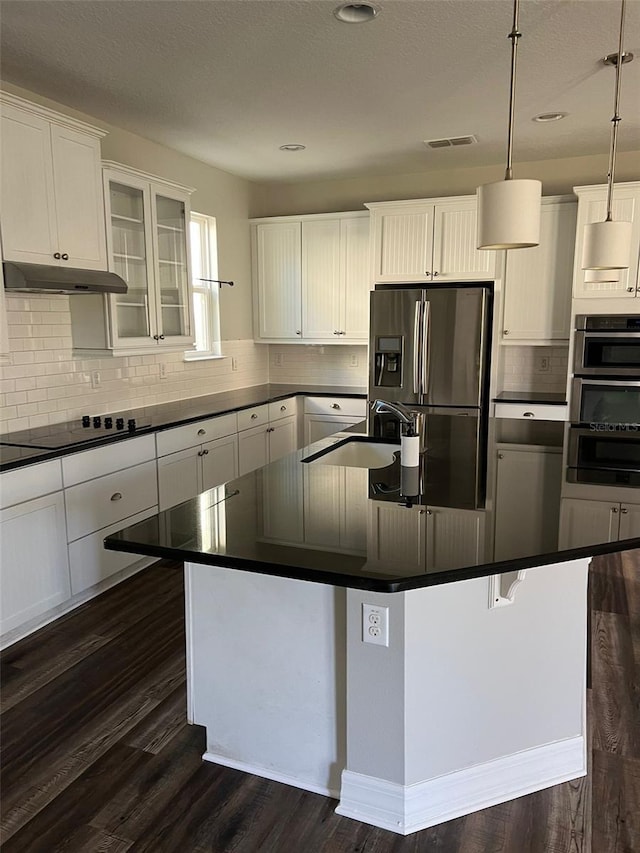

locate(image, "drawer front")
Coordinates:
62 435 156 487
68 507 157 595
65 460 158 541
0 459 63 509
268 397 298 422
156 412 238 457
494 403 568 421
303 396 367 417
237 404 269 432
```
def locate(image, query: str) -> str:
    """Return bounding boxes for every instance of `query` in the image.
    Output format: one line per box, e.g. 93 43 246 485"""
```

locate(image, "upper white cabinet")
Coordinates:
502 197 577 344
251 212 370 343
366 196 497 284
70 162 195 355
572 182 640 299
0 92 107 271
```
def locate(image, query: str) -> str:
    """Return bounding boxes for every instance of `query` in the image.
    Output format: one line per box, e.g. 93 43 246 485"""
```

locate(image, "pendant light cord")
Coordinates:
606 0 626 221
504 0 522 181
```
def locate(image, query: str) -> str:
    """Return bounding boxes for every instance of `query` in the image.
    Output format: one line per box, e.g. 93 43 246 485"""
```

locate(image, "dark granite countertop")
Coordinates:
494 391 568 405
0 384 367 472
105 413 640 593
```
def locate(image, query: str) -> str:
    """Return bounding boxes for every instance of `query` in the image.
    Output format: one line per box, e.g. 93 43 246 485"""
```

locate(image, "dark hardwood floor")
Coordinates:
1 551 639 852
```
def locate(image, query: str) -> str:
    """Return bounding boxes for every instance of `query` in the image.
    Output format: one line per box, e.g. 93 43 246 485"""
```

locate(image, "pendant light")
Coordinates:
477 0 541 250
582 0 633 271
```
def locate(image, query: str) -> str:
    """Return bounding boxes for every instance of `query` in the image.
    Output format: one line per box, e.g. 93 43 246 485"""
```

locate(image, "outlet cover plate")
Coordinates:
362 603 389 646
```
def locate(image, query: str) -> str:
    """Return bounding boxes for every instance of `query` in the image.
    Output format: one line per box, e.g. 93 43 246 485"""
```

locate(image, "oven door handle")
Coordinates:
579 331 640 338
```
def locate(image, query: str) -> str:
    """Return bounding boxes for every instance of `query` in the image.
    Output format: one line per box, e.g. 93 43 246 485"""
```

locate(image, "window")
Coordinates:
186 212 221 358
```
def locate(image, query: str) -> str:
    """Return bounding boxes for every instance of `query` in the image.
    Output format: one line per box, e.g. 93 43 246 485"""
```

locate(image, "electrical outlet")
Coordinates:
159 363 167 379
274 352 283 367
350 354 359 368
231 357 238 372
362 603 389 646
536 356 550 373
90 370 101 389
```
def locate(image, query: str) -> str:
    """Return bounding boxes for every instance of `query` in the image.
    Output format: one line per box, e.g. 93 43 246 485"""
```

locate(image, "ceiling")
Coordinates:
1 0 639 183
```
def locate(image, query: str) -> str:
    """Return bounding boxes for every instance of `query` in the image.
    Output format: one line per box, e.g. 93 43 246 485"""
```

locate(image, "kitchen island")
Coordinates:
105 413 639 835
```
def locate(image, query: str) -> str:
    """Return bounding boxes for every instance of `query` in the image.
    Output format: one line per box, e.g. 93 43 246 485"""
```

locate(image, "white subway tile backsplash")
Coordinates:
501 345 569 394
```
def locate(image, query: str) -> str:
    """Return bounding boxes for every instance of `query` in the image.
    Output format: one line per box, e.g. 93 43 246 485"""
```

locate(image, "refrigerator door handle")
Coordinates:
421 301 431 398
413 300 422 395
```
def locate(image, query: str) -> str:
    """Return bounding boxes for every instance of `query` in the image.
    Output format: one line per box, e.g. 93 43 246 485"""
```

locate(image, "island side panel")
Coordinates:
338 557 589 835
185 562 346 797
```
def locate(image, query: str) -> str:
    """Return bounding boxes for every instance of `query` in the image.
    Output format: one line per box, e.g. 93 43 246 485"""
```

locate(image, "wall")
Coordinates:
2 82 255 341
268 344 367 387
501 345 569 394
250 151 640 217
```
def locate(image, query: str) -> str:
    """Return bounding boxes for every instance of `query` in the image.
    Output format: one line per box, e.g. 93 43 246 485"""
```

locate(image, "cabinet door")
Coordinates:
433 200 496 281
303 465 342 549
157 446 202 511
342 215 371 340
0 104 58 265
238 424 270 476
151 185 193 346
0 492 70 635
371 206 433 283
494 448 562 561
50 124 107 271
558 498 620 549
254 222 302 339
201 434 239 490
302 218 341 340
269 415 298 462
573 191 640 298
367 502 426 572
105 173 157 347
503 201 576 342
304 414 363 446
618 502 640 542
426 507 486 570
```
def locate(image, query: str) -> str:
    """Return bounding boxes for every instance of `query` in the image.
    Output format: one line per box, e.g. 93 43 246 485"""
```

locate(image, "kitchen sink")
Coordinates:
304 438 399 469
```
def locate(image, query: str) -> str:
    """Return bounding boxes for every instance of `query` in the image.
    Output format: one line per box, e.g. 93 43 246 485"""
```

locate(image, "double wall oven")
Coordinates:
568 315 640 487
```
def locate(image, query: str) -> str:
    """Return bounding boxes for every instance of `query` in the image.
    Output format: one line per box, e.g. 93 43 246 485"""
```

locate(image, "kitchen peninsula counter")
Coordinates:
101 412 639 835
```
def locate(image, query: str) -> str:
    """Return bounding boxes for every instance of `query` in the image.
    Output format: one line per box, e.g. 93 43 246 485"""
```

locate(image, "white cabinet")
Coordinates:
156 413 239 510
494 446 562 561
251 212 370 343
494 403 568 421
572 182 640 299
0 92 107 270
0 460 70 640
70 162 195 355
367 197 497 284
559 497 640 549
303 396 367 445
238 399 300 475
502 198 576 343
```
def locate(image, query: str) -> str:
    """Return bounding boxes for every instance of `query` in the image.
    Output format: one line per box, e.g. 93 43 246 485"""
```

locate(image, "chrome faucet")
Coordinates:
371 400 419 436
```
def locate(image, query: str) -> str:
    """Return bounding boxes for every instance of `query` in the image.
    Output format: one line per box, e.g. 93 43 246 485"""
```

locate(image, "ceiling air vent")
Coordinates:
424 135 478 149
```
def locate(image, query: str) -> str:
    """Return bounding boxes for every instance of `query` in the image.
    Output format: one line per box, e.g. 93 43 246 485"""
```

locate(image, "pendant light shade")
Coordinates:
477 178 542 249
582 0 633 271
476 0 541 250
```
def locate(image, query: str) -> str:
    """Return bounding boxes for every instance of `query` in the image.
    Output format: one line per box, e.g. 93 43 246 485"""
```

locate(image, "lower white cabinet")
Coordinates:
303 396 367 445
157 433 239 511
559 497 640 549
238 400 300 476
494 446 563 561
0 489 70 636
494 403 568 422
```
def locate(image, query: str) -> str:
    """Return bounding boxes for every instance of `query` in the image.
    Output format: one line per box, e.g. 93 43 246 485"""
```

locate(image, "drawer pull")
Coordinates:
621 507 628 514
280 405 287 412
110 492 123 502
251 413 258 420
523 411 535 418
202 449 209 456
330 403 340 410
197 428 206 436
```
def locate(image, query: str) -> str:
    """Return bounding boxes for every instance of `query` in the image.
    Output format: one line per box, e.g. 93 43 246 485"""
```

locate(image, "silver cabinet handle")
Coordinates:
251 413 258 419
61 253 69 261
504 329 510 336
330 403 340 409
267 427 274 433
425 271 431 276
621 507 628 514
203 449 209 455
53 252 61 259
433 271 439 277
110 492 122 502
280 405 287 412
611 506 619 513
296 330 301 336
498 452 504 459
334 330 340 335
198 449 204 456
426 509 433 515
523 412 535 418
197 428 206 436
627 287 635 292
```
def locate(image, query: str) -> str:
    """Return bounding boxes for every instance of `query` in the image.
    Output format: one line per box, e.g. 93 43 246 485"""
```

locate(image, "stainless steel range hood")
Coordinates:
3 262 128 295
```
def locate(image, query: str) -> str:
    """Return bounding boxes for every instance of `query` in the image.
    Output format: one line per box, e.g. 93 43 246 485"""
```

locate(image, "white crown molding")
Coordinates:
102 160 195 195
0 90 108 138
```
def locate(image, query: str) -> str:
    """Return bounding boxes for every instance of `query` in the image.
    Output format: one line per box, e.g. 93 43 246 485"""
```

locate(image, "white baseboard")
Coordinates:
335 735 586 836
202 751 340 799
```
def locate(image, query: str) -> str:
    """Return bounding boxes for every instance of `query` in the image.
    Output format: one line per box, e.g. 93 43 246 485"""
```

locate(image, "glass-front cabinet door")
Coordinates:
103 165 194 352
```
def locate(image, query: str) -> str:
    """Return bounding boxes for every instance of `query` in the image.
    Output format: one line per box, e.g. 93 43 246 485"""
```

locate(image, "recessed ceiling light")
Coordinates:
532 112 568 123
333 2 379 24
279 144 306 152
